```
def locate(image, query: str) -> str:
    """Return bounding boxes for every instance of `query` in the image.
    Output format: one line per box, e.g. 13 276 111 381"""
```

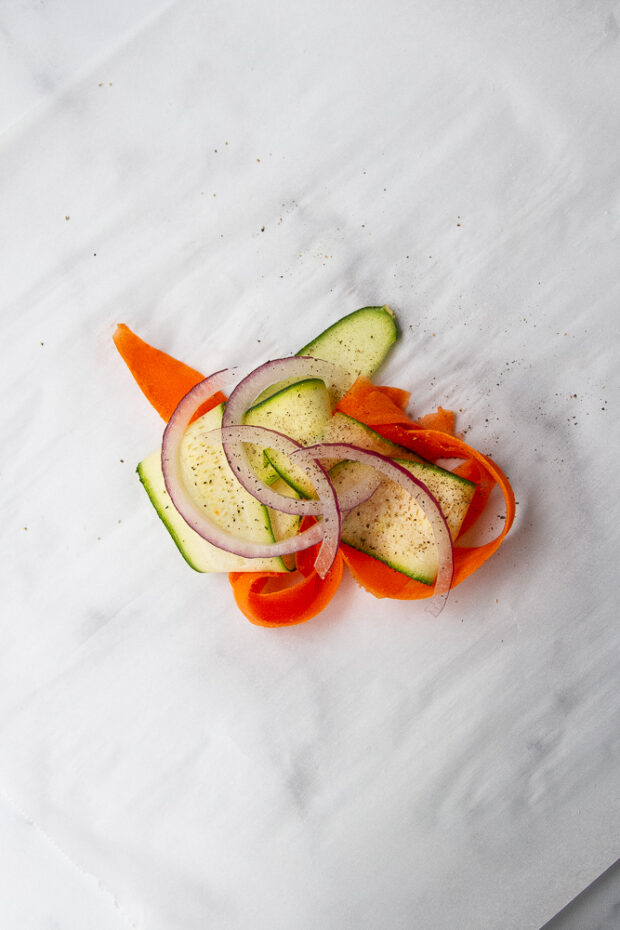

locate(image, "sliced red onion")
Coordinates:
293 442 454 616
220 356 378 515
161 376 340 576
224 356 351 422
204 424 378 515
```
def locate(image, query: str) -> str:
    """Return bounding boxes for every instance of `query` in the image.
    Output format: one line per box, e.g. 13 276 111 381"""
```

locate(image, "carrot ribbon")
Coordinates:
113 324 225 422
229 520 344 627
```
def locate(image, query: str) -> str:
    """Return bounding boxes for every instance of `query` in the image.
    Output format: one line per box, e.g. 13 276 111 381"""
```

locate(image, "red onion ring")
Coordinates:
220 356 378 515
293 442 454 616
161 375 340 576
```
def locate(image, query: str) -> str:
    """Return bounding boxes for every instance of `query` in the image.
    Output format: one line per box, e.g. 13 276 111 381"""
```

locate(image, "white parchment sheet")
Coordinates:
1 1 619 927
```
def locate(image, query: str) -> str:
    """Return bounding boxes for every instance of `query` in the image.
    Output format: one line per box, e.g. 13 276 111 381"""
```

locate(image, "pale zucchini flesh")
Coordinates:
330 458 475 585
138 404 291 573
244 378 333 498
267 478 302 542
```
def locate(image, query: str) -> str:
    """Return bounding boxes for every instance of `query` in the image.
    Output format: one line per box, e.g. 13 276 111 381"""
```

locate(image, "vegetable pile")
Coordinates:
114 307 515 626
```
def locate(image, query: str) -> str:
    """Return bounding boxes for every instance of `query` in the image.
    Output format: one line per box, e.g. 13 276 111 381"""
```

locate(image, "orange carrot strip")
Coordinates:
113 323 225 421
188 394 229 423
377 385 411 411
340 543 432 599
228 516 344 626
337 379 455 434
336 376 415 426
293 517 323 577
416 406 455 435
229 552 344 627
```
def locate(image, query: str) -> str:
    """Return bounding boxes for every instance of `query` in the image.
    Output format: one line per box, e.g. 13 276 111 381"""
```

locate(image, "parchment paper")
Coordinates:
1 1 619 927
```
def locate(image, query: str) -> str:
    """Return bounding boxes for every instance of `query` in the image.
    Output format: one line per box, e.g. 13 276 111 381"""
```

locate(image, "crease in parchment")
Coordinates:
0 784 138 929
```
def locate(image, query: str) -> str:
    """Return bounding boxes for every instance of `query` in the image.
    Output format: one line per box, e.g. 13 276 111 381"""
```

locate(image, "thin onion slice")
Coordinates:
220 356 366 516
293 442 454 616
208 425 380 516
161 375 340 576
224 356 351 420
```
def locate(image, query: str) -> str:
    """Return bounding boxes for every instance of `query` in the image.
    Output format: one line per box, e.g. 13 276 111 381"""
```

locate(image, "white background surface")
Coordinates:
2 1 619 927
